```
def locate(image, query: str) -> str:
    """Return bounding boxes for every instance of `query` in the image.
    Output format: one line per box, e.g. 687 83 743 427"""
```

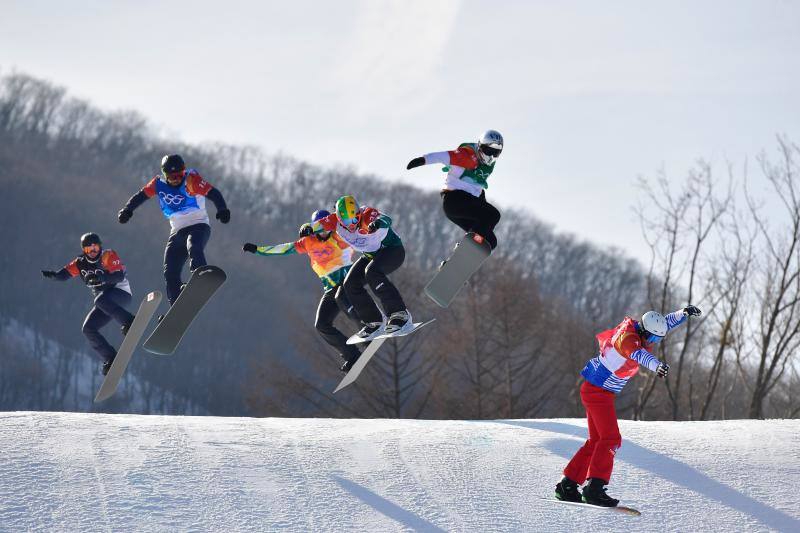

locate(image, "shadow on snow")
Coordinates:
498 420 799 532
331 475 445 532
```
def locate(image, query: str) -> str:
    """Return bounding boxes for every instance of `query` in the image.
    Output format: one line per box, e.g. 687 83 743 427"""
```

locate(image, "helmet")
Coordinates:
80 232 102 248
161 154 186 179
336 195 359 230
478 130 503 165
311 209 330 223
640 311 667 343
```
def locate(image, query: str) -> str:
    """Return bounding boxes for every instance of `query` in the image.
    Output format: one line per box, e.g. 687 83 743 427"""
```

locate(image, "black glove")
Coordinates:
299 223 313 238
367 221 380 233
406 157 425 170
243 243 257 254
41 270 57 279
683 305 702 317
118 207 133 224
85 273 105 287
657 362 670 379
216 208 231 224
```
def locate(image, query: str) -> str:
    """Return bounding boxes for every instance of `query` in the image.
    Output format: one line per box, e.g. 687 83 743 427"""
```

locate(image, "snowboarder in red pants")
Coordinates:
555 305 702 507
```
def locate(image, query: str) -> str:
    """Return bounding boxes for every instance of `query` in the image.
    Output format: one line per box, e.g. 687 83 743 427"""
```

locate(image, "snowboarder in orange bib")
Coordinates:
555 305 702 507
243 210 363 372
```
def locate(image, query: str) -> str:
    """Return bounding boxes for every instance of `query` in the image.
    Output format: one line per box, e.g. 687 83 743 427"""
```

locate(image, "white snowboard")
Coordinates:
333 338 387 394
95 291 162 403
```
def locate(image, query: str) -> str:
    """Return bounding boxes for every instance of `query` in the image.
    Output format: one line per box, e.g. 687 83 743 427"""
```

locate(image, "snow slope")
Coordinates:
0 413 798 532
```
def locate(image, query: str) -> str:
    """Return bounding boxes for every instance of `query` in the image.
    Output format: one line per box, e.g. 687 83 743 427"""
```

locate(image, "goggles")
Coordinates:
163 169 185 182
341 217 358 229
479 145 502 158
82 243 101 254
644 332 664 344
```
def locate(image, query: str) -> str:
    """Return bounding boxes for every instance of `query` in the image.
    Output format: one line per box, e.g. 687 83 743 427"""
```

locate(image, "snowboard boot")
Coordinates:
581 478 619 507
554 476 582 503
354 321 384 342
102 356 115 376
340 353 361 373
121 316 135 336
384 310 412 335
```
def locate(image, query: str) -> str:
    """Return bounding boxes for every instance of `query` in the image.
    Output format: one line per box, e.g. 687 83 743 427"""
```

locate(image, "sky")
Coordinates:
2 0 799 260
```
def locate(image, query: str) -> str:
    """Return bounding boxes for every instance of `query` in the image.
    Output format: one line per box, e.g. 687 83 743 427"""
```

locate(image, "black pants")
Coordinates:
82 288 134 363
441 189 501 249
315 286 361 361
164 223 211 304
343 245 407 324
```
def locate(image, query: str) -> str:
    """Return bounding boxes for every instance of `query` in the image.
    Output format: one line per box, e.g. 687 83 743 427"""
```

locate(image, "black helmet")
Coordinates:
161 154 186 174
81 232 102 249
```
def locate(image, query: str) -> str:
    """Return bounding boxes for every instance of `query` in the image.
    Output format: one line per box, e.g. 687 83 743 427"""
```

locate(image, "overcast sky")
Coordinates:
2 0 798 259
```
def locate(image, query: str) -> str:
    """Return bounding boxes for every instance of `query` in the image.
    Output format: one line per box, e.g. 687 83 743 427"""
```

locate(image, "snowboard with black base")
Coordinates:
424 232 491 308
95 291 162 402
143 265 226 355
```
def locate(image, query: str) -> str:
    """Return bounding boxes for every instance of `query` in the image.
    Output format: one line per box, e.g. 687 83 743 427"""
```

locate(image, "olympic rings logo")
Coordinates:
159 192 185 205
81 269 104 277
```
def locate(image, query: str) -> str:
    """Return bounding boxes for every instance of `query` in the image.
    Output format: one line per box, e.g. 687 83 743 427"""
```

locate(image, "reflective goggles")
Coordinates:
644 332 664 344
479 144 502 158
341 216 358 229
83 243 101 254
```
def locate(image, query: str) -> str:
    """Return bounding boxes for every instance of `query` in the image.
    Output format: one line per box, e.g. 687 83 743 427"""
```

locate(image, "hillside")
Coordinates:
1 412 797 532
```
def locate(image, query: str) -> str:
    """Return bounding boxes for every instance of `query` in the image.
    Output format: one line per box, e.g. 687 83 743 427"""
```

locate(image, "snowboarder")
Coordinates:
406 130 503 249
41 233 135 375
554 305 702 507
243 210 364 372
312 195 413 342
117 154 230 305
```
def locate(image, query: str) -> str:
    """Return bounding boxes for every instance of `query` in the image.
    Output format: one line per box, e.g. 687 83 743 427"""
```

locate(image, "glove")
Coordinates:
656 362 670 379
85 273 105 287
367 221 380 233
41 270 57 279
118 207 133 224
683 305 702 317
298 223 313 238
406 157 425 170
216 209 231 224
242 243 257 254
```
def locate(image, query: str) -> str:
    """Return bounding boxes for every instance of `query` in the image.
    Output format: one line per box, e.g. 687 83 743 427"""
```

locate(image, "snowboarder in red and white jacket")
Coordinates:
41 232 135 376
554 305 702 507
406 130 503 249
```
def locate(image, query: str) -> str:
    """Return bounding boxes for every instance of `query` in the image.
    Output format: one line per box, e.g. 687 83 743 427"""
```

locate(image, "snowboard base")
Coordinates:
425 232 491 308
95 291 162 403
333 338 387 393
143 265 226 355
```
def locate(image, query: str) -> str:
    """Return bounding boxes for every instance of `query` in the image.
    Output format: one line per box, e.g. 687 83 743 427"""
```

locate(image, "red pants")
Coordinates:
563 381 622 484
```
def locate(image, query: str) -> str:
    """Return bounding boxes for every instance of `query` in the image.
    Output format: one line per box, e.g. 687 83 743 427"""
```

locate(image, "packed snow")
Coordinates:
0 412 798 532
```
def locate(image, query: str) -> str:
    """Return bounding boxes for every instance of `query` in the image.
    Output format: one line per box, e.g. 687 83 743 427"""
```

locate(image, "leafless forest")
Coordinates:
1 72 797 419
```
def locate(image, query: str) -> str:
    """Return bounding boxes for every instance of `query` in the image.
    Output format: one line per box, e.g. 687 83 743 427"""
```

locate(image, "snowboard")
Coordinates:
95 291 162 403
333 338 387 394
372 318 436 341
143 265 226 355
539 497 641 516
424 232 492 308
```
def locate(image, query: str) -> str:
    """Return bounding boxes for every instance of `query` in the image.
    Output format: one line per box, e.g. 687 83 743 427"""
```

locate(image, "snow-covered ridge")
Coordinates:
1 412 798 532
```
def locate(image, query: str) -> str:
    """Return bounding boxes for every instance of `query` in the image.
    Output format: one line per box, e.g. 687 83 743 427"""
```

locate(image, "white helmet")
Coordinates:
640 311 667 342
478 130 503 165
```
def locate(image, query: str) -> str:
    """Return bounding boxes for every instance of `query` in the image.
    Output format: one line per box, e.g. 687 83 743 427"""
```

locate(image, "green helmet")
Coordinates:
336 195 359 229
